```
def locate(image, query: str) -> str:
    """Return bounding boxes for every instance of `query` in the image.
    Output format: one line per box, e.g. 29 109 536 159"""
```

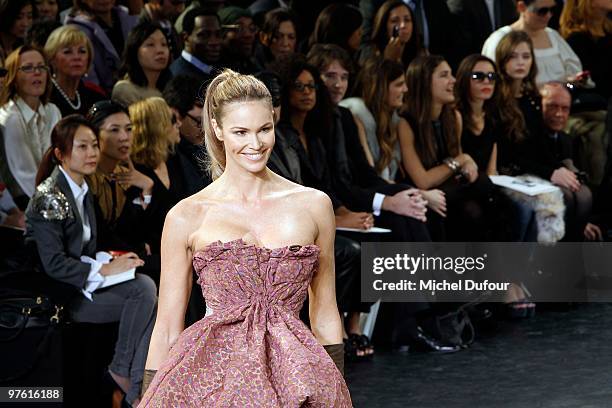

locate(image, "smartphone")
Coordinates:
392 25 400 38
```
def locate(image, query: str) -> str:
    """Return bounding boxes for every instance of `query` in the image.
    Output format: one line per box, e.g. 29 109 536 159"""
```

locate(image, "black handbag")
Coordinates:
0 293 64 383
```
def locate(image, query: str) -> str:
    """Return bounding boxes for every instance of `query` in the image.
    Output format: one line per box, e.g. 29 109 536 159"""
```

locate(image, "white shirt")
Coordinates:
481 26 582 86
0 97 61 197
181 50 214 75
58 166 104 300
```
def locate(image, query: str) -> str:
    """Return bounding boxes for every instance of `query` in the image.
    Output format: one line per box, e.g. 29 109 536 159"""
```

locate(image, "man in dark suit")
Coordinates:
170 7 223 93
448 0 518 61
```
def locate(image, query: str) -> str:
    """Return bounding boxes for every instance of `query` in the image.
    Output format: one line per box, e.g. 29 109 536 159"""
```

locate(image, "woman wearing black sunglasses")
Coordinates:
481 0 582 87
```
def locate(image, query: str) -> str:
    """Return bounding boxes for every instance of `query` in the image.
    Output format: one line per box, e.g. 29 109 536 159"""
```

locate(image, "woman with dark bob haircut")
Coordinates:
26 114 157 406
112 21 172 107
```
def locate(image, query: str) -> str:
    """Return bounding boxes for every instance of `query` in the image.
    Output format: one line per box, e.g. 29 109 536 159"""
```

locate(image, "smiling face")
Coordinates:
289 70 317 113
52 41 89 79
59 125 100 177
98 112 133 162
387 74 408 109
320 60 349 105
386 5 413 43
213 100 274 175
138 29 170 73
504 41 533 80
16 50 48 100
469 60 496 102
431 61 456 105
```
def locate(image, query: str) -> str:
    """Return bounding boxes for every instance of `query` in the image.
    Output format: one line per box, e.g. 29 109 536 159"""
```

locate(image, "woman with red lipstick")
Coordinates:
44 25 105 116
454 54 500 174
0 45 61 209
112 21 172 107
0 0 34 64
455 54 539 244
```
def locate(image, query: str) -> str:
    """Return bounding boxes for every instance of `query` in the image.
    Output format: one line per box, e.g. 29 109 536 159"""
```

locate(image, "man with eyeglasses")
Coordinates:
170 7 223 91
218 6 260 74
139 0 186 59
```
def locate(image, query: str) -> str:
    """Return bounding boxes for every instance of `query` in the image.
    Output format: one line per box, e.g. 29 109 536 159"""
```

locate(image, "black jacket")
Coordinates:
25 169 97 290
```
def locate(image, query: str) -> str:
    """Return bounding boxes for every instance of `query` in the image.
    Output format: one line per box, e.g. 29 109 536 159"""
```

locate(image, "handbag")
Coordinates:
0 293 64 383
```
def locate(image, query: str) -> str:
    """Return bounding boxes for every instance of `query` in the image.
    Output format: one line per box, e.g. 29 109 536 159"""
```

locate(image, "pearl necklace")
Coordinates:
51 77 81 110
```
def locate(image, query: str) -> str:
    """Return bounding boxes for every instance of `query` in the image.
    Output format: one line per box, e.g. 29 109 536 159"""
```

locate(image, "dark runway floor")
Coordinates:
345 303 612 408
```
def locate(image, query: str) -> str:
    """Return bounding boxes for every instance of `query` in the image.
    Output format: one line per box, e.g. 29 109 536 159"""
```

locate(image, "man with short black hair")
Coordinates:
170 7 222 88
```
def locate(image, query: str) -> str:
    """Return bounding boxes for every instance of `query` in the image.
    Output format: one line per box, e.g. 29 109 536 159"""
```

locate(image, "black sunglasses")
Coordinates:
0 68 7 77
530 5 556 16
471 71 498 82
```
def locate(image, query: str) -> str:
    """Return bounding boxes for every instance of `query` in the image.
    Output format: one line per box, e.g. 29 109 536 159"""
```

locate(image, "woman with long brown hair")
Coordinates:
398 54 494 241
340 59 407 181
495 30 567 245
358 0 423 68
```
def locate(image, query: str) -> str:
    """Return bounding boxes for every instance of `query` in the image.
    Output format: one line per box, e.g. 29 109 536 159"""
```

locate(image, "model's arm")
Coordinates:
145 203 193 370
308 192 343 346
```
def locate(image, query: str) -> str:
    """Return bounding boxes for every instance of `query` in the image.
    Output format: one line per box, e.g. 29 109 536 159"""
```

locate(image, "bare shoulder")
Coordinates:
164 190 212 235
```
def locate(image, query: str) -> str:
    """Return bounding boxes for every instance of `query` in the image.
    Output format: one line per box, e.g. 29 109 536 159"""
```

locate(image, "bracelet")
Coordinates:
443 157 460 174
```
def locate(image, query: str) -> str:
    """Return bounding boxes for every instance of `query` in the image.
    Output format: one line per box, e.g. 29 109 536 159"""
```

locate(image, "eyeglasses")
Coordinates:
186 112 202 128
222 24 258 35
529 5 556 16
471 71 498 82
292 82 318 92
18 64 49 74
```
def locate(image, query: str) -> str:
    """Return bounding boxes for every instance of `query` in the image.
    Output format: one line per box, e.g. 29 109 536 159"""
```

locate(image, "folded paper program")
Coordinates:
80 251 136 300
